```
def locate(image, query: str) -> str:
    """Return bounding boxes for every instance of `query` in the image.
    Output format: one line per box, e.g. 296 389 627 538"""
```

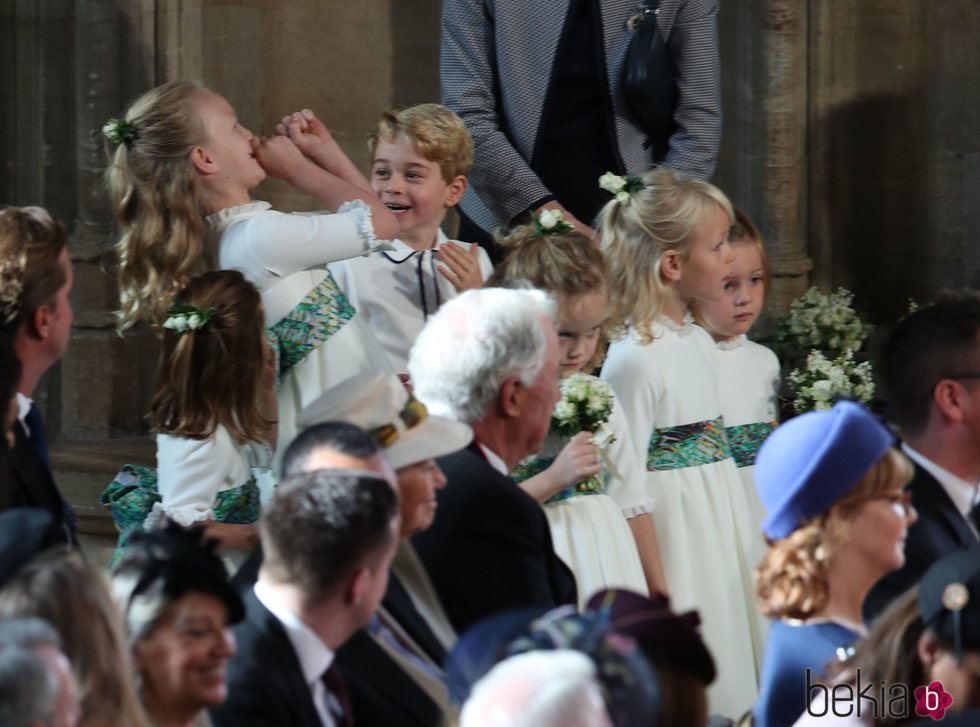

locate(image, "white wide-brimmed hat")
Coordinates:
296 372 473 470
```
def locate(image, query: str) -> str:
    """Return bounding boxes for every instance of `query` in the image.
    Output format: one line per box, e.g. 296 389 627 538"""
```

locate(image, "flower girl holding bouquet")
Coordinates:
487 212 652 605
598 168 761 718
105 82 400 446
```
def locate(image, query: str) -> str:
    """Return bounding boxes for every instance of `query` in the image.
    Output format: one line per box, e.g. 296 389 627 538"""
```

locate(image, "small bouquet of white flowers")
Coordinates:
775 287 873 358
787 349 875 413
552 373 616 439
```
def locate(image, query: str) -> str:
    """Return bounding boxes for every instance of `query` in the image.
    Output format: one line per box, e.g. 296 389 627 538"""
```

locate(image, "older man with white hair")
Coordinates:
408 287 577 631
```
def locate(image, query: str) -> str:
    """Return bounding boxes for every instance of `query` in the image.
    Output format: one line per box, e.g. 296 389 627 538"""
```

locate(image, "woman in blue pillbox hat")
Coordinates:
751 401 918 727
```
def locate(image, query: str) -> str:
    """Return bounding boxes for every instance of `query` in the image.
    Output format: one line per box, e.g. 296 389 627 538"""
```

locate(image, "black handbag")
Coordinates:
620 0 678 160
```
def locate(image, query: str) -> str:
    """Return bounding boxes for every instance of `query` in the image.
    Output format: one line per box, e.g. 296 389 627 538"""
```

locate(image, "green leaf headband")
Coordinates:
102 118 139 147
162 305 217 334
529 209 575 238
598 172 645 205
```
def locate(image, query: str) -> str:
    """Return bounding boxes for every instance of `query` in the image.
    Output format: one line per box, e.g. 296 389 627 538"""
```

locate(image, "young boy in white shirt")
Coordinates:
328 104 493 373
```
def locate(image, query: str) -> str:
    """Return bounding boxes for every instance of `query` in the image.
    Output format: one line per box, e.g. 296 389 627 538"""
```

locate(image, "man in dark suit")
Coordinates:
865 292 980 620
408 287 578 633
0 207 77 545
212 469 399 727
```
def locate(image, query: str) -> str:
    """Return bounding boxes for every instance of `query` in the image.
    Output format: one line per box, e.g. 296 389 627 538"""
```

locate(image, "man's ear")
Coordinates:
498 377 524 419
444 175 468 208
660 250 683 282
344 566 371 607
190 145 217 176
934 379 968 425
29 304 53 342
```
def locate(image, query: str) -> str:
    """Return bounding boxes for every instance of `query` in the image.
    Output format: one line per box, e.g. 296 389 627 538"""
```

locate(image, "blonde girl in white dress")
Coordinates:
106 81 400 447
598 168 761 718
486 213 651 607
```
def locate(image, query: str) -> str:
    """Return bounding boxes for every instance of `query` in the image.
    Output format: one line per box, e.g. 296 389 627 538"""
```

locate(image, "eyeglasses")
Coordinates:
879 489 915 515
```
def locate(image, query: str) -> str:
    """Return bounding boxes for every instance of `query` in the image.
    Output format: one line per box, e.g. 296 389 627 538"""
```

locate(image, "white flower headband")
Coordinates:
162 305 217 334
598 172 646 205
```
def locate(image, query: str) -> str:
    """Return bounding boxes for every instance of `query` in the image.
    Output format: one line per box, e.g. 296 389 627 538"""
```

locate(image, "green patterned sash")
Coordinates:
268 270 355 376
647 416 733 471
99 464 261 564
511 455 606 504
727 421 778 468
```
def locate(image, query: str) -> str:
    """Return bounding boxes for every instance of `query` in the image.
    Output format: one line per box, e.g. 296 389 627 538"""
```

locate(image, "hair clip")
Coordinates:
529 209 575 238
162 305 217 333
102 118 139 147
598 172 645 205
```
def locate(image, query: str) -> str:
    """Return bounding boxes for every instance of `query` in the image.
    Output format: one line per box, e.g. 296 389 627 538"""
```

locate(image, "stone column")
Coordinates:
716 0 812 325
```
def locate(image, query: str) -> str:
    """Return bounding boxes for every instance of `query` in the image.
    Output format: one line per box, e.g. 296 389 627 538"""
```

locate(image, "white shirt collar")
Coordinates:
254 580 334 688
16 392 32 430
902 443 980 530
478 443 509 476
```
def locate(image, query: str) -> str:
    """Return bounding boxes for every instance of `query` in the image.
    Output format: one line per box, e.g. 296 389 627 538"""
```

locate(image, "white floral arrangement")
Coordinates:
162 305 216 333
775 287 873 355
598 171 645 206
531 208 574 238
553 373 616 440
787 349 875 414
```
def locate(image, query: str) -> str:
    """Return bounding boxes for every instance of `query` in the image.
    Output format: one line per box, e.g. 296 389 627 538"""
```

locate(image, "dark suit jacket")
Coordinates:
411 442 577 633
336 629 443 727
210 590 324 727
865 461 979 621
7 421 75 546
383 573 447 665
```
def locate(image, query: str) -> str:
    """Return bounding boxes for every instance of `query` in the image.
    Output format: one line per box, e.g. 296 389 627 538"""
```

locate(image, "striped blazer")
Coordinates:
441 0 722 233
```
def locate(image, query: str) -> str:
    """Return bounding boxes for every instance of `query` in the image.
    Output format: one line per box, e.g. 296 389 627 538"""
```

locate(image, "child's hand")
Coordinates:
547 431 601 490
276 109 335 159
251 135 307 183
436 242 484 292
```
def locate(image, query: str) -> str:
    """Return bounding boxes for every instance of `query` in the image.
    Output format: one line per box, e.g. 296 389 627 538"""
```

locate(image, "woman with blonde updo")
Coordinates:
753 401 917 727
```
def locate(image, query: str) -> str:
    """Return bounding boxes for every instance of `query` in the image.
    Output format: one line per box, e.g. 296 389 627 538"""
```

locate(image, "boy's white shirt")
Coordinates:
328 229 493 373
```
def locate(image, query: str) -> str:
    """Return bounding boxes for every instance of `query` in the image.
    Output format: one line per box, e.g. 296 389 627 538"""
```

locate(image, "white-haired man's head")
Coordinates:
460 650 611 727
408 288 560 468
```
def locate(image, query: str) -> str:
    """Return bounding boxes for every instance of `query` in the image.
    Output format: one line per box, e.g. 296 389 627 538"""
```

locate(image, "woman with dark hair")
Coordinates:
111 524 243 727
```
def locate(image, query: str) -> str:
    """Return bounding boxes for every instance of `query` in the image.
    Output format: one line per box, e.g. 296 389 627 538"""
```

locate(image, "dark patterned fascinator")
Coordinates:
111 523 244 639
447 602 660 727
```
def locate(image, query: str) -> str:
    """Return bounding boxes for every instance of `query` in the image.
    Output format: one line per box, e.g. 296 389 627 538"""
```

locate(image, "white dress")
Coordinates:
601 315 761 719
511 377 650 608
715 334 781 668
329 229 494 373
153 424 271 571
212 201 395 448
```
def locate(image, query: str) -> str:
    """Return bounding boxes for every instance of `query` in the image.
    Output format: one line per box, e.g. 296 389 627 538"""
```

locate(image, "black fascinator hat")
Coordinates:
112 523 244 634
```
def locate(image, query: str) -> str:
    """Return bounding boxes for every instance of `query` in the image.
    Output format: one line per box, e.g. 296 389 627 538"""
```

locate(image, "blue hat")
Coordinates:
755 401 894 539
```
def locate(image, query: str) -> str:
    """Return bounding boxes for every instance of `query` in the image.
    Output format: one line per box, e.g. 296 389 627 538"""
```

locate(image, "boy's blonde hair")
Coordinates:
105 80 211 330
488 223 609 371
599 167 734 345
368 103 473 182
150 270 270 446
756 447 913 620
